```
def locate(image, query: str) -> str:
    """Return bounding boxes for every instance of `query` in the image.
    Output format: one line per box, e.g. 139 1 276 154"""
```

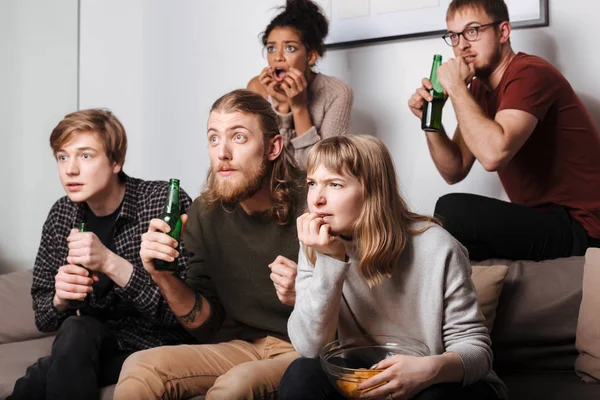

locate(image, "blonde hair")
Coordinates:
306 135 437 287
204 89 303 225
50 109 127 175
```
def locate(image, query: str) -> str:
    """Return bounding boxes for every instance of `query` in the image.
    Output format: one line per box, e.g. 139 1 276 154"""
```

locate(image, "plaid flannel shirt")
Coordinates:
31 175 195 351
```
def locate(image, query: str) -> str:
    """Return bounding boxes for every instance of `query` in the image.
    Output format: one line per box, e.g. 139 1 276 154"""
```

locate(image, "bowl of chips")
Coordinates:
319 335 429 398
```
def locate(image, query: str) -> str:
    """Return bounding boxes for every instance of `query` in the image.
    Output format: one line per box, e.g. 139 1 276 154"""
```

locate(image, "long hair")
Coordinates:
204 89 303 225
306 135 438 287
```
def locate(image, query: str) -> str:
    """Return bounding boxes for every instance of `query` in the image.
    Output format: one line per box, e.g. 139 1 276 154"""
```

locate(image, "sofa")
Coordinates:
1 254 599 399
0 270 116 400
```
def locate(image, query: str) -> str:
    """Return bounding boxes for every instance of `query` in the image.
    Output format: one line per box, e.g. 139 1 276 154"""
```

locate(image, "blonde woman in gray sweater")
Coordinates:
248 0 353 168
279 135 507 400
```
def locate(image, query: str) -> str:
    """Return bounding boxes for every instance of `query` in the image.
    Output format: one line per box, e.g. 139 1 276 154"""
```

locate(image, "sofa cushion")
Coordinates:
470 265 509 333
0 270 53 345
500 371 600 400
477 256 584 372
0 335 54 399
575 248 600 382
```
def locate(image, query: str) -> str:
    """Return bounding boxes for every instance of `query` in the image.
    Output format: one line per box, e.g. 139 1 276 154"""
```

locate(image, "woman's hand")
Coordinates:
357 355 436 399
258 66 290 112
297 212 346 262
280 67 309 111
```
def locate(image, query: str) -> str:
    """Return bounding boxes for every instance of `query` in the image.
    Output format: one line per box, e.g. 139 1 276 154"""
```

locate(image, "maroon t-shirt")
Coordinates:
470 52 600 238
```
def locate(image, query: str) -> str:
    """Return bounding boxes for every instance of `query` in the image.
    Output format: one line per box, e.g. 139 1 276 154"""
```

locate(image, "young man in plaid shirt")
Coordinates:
9 109 194 400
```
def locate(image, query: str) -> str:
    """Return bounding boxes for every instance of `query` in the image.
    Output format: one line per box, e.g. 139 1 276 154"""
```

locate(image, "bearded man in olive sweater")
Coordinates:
114 90 306 400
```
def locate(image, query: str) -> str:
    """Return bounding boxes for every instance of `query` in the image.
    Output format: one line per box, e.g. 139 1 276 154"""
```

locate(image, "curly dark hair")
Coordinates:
261 0 329 58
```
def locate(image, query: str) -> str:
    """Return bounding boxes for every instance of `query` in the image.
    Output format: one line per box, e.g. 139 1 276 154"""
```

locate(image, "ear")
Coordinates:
266 134 284 161
112 162 123 175
498 21 511 44
307 50 318 67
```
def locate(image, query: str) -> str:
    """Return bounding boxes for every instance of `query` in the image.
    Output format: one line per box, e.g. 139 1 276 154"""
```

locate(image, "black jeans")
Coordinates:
279 357 502 400
8 316 131 400
434 193 600 261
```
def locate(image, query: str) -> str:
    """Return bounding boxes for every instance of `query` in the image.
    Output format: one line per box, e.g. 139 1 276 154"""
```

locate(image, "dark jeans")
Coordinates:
279 357 502 400
8 316 131 400
434 193 600 261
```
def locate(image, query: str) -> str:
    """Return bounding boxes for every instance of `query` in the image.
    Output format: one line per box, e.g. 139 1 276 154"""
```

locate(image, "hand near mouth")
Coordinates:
436 57 475 97
279 67 309 110
259 66 291 113
297 212 347 262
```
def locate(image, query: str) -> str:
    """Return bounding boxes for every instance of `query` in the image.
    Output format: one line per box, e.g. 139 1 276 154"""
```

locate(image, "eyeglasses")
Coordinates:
442 21 502 47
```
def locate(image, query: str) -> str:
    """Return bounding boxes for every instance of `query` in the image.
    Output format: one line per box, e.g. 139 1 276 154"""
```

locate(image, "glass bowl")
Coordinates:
319 335 429 398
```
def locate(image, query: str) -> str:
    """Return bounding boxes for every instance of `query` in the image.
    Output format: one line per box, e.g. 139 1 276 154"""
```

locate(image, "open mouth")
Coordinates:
274 67 287 81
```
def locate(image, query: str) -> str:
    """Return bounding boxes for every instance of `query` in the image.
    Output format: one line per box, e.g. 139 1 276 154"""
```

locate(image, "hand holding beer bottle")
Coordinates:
421 55 444 132
51 223 94 312
68 223 92 310
149 178 184 272
408 55 445 132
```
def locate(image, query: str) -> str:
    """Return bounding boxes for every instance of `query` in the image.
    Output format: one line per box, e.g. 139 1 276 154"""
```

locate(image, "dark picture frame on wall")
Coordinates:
315 0 549 49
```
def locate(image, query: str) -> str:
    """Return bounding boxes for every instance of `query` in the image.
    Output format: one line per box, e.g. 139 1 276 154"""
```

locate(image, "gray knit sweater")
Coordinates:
288 222 508 398
274 73 353 168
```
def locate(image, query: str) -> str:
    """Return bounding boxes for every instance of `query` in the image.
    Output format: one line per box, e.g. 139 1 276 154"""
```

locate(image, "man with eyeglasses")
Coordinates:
408 0 600 262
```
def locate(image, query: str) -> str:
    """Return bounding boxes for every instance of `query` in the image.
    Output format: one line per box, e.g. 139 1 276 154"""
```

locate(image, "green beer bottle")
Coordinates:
421 54 444 132
155 178 183 271
69 223 90 310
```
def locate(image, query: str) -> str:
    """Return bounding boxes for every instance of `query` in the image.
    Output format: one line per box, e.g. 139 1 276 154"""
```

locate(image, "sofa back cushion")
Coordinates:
477 257 584 372
575 248 600 382
0 269 53 344
471 265 509 334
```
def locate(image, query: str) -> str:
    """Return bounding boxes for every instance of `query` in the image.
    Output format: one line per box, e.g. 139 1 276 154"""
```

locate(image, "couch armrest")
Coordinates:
0 270 53 345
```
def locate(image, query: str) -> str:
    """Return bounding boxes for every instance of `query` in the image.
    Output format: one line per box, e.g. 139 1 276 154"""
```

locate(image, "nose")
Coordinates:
274 46 285 62
217 141 232 161
66 158 79 176
311 186 326 208
457 35 470 52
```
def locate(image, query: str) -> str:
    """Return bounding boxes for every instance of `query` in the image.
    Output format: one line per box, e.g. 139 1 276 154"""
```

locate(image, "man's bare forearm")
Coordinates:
150 272 211 329
425 126 468 184
449 84 506 169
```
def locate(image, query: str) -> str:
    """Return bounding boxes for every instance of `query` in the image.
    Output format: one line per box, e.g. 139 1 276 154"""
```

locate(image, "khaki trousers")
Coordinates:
114 336 299 400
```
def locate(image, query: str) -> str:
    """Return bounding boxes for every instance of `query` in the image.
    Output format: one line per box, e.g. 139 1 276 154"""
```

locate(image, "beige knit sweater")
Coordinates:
273 73 353 168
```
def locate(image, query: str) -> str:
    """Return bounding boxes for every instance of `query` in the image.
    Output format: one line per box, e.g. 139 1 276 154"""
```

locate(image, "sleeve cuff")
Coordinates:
445 344 492 385
290 126 320 149
114 264 148 301
274 108 294 129
49 303 71 321
314 251 351 285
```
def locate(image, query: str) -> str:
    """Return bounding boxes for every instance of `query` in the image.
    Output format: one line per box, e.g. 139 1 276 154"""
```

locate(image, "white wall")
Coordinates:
0 0 79 273
79 0 600 214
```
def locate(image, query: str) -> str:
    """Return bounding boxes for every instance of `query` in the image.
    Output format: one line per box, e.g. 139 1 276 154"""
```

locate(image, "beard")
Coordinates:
210 158 269 205
474 44 503 79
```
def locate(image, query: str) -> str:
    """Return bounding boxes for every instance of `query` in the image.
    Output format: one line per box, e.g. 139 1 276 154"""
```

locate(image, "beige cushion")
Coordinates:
471 265 509 333
575 248 600 382
0 335 54 399
488 256 584 372
0 270 53 345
